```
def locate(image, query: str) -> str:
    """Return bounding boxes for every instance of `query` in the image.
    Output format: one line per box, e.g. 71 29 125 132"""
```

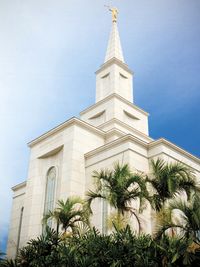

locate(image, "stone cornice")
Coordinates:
80 93 149 116
28 117 105 148
13 192 26 199
98 118 153 142
85 134 147 159
38 145 64 159
85 134 200 165
12 181 27 191
95 57 133 75
105 127 126 137
149 138 200 164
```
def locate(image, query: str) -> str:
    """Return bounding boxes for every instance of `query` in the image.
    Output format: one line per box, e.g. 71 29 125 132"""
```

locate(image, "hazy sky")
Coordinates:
0 0 200 253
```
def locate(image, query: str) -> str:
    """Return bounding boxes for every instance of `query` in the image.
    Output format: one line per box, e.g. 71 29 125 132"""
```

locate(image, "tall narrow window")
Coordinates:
44 167 56 227
102 199 108 234
16 206 24 256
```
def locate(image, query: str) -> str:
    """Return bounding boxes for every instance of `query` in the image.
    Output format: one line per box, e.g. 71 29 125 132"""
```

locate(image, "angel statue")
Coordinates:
105 6 119 22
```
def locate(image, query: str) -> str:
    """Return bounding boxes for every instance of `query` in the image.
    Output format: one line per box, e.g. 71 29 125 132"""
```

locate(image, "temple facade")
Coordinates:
7 12 200 258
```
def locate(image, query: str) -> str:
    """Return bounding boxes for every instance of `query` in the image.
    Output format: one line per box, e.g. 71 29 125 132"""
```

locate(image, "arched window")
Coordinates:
44 167 56 227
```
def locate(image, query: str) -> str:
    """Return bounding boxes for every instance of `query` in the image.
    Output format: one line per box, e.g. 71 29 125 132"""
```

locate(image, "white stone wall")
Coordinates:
80 96 115 127
95 61 133 103
80 94 149 136
99 119 152 143
7 121 105 257
7 183 26 259
114 97 149 135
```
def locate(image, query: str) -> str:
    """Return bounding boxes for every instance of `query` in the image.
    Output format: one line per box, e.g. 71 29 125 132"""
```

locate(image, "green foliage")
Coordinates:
87 162 150 232
17 227 61 267
147 158 200 211
156 234 200 267
43 196 90 234
0 259 18 267
2 226 200 266
155 194 200 244
0 251 4 262
107 211 130 231
2 160 200 266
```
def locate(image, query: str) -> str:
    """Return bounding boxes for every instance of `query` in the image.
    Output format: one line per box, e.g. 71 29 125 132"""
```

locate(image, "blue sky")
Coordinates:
0 0 200 253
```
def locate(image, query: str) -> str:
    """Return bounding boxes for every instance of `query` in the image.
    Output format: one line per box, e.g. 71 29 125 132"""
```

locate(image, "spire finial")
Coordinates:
105 6 118 23
104 6 124 63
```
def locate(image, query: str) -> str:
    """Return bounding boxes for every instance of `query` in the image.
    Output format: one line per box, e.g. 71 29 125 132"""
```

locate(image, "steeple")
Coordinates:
95 7 133 103
80 8 149 137
104 18 125 63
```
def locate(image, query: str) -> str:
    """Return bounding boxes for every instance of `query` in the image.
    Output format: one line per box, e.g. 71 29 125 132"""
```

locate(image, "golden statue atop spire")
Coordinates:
105 6 118 23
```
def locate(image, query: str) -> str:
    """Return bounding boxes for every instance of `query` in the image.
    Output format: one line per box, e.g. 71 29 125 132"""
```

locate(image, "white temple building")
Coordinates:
7 11 200 258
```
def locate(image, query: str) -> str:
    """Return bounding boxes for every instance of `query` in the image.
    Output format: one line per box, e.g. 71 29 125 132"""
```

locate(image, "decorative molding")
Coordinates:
38 145 64 159
98 118 153 142
148 151 200 173
105 127 126 137
84 134 200 166
96 57 133 75
101 73 110 79
120 73 128 79
13 192 26 199
85 134 147 159
85 148 148 168
123 110 140 120
28 118 105 148
12 181 27 192
80 93 149 116
149 138 200 164
89 110 105 120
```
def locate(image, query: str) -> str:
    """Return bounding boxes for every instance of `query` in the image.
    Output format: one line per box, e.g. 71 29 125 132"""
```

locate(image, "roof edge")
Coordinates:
28 117 105 148
96 57 133 75
149 138 200 164
80 93 149 116
85 134 200 165
12 181 27 191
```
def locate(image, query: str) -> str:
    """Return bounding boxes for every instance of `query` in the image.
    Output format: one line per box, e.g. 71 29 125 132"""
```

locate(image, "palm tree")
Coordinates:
0 251 4 262
86 162 150 232
0 259 18 267
107 211 130 231
43 196 90 235
156 194 200 243
146 158 200 211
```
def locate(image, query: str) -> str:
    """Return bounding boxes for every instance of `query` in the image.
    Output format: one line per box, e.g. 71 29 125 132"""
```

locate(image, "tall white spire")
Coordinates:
95 7 133 103
104 8 125 63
